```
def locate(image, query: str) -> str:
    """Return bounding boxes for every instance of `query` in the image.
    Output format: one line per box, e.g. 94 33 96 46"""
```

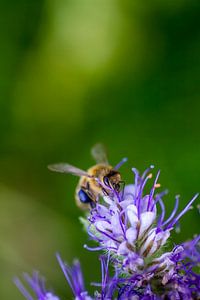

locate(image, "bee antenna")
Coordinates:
114 157 128 170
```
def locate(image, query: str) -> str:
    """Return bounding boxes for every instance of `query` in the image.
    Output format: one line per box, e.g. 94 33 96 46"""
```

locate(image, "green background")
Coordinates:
0 1 200 299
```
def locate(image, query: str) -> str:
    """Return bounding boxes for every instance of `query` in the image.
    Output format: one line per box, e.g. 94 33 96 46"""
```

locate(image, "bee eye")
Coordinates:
103 176 110 187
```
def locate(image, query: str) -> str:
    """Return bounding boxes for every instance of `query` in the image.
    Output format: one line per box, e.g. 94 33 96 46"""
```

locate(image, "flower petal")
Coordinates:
127 204 139 227
138 211 156 239
126 227 137 244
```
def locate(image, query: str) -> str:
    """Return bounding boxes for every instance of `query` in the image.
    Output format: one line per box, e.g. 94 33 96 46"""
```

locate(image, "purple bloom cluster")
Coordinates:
84 166 200 299
15 166 200 300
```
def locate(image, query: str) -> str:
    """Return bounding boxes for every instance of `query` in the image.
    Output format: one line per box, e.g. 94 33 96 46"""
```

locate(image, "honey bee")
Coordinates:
48 144 127 209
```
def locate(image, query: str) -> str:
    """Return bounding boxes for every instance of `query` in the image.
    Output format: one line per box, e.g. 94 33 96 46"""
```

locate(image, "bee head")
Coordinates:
103 170 121 192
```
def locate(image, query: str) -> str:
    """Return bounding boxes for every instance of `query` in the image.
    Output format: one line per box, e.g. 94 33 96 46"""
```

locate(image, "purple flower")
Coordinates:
57 253 120 300
14 254 94 300
83 166 200 297
14 272 59 300
56 254 93 300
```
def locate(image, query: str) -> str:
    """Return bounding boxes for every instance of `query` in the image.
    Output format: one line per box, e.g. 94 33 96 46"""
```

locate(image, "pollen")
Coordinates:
154 183 161 188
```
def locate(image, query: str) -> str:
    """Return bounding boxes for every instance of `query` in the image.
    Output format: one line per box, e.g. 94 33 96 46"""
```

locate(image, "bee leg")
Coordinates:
90 201 96 209
102 188 109 196
81 183 96 207
86 181 90 190
78 187 96 209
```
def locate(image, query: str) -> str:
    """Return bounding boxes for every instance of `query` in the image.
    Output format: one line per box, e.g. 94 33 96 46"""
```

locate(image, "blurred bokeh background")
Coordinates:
1 0 200 298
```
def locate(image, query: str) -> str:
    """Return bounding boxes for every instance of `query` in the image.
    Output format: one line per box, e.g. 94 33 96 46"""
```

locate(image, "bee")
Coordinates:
48 144 127 209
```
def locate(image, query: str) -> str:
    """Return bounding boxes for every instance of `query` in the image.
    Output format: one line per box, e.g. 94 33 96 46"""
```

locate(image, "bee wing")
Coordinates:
48 163 92 177
91 143 109 164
